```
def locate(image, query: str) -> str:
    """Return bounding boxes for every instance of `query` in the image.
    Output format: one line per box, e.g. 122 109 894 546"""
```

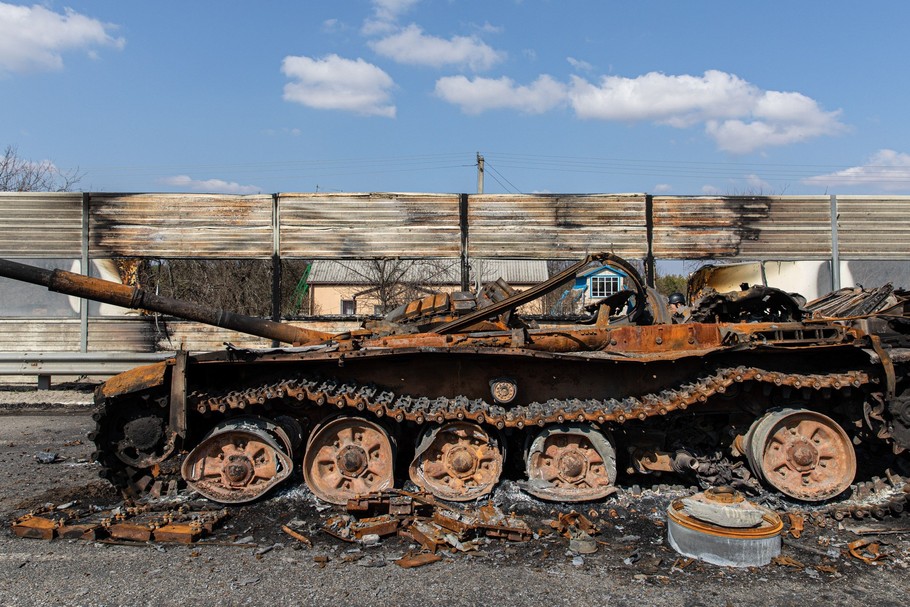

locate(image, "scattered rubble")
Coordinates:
12 501 228 544
7 480 910 575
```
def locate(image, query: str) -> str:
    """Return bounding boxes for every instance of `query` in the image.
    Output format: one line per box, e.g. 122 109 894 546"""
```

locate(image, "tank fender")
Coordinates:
98 360 170 399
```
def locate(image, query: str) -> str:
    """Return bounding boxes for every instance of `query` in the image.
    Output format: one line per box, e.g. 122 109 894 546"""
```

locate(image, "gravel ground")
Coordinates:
1 390 909 607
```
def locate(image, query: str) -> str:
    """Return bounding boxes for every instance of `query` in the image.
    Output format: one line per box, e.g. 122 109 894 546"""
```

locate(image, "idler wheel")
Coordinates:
302 416 395 505
180 416 295 504
114 414 175 469
744 408 855 501
523 424 617 502
409 421 503 501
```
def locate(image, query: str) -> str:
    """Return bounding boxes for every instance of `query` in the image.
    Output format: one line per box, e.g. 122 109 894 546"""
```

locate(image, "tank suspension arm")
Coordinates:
0 259 331 346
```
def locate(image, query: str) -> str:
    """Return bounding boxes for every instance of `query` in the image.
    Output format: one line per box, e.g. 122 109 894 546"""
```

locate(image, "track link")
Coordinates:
92 366 877 499
190 366 873 429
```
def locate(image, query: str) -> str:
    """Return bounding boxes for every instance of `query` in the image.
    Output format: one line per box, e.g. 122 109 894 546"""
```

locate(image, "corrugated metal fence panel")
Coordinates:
0 318 157 352
279 192 462 258
155 321 274 351
155 320 361 352
652 196 832 260
87 319 158 352
466 194 649 258
837 196 910 259
89 193 274 258
0 319 81 351
0 192 83 257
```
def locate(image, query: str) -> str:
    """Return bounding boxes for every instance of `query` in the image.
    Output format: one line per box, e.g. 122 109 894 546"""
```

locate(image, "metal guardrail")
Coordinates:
0 352 173 389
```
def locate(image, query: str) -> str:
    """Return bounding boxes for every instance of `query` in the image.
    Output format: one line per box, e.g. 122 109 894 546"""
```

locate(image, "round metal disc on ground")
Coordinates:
302 416 395 505
523 424 617 502
180 416 295 504
409 421 504 501
666 498 783 567
744 408 856 502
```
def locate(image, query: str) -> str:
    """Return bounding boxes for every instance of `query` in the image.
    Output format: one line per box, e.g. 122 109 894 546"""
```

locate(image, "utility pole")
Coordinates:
476 153 484 194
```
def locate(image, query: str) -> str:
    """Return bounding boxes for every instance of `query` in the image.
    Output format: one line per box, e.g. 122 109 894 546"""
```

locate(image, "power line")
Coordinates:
483 160 521 193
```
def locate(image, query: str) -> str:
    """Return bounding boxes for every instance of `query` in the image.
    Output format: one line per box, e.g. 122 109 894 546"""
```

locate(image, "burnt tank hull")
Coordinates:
4 254 909 505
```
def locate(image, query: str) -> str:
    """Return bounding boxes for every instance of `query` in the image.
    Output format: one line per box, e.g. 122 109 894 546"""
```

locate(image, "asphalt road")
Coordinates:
0 409 908 607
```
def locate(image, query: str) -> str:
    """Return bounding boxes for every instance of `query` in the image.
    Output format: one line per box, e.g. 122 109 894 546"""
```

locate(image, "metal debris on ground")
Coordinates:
846 538 890 564
771 555 805 569
548 510 601 554
281 524 313 547
11 501 228 544
395 552 444 568
786 513 804 539
317 489 531 560
825 475 910 522
666 486 784 568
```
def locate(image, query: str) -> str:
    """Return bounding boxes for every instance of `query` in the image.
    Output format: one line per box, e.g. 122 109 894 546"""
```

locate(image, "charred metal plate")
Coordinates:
100 361 169 399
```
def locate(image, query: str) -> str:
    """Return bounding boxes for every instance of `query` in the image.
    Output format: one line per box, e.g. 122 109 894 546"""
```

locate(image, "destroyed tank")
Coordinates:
2 254 909 506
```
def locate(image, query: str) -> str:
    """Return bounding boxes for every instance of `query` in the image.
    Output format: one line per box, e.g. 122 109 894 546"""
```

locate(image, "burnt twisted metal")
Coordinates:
2 252 908 505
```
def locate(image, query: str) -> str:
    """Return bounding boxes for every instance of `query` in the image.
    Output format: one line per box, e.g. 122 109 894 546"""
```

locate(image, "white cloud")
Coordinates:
653 183 673 193
745 174 772 192
373 0 420 19
569 71 844 153
370 24 504 71
569 70 757 126
435 68 843 153
567 57 594 73
162 175 262 195
321 18 345 33
706 91 845 154
0 2 124 74
803 149 910 192
701 184 722 195
473 22 503 35
363 0 421 35
281 54 396 118
434 75 566 114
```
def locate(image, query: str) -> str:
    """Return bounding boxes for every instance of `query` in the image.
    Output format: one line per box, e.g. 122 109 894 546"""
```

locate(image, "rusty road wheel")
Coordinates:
523 424 617 501
302 416 395 505
409 421 503 501
181 416 295 504
744 408 856 501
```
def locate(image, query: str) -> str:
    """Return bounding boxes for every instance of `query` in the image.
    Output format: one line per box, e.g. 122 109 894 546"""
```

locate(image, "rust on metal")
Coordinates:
0 258 331 346
847 538 889 564
2 246 908 508
181 417 295 504
524 424 617 502
745 409 857 501
154 523 203 544
12 515 57 540
409 421 504 501
108 522 153 542
281 525 313 547
667 500 783 540
395 552 443 569
99 360 168 399
303 416 395 505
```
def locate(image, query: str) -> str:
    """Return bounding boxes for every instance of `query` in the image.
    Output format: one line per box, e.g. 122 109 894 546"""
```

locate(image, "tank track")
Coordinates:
93 365 876 500
191 365 873 429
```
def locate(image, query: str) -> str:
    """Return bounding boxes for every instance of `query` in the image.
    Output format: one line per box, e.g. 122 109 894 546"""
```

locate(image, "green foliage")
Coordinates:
655 273 687 296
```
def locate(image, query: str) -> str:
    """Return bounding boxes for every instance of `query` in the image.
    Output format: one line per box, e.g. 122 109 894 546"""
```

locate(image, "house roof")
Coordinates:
307 259 549 286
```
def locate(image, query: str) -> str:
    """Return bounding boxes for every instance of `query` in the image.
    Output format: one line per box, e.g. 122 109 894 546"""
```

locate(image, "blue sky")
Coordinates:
2 0 909 196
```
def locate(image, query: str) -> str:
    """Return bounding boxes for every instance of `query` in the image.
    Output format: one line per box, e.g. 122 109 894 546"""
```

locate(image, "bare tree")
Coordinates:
0 145 83 191
133 259 313 318
340 258 458 315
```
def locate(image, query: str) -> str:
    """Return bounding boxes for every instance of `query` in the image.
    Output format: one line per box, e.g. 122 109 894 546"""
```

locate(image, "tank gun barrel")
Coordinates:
0 259 332 346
